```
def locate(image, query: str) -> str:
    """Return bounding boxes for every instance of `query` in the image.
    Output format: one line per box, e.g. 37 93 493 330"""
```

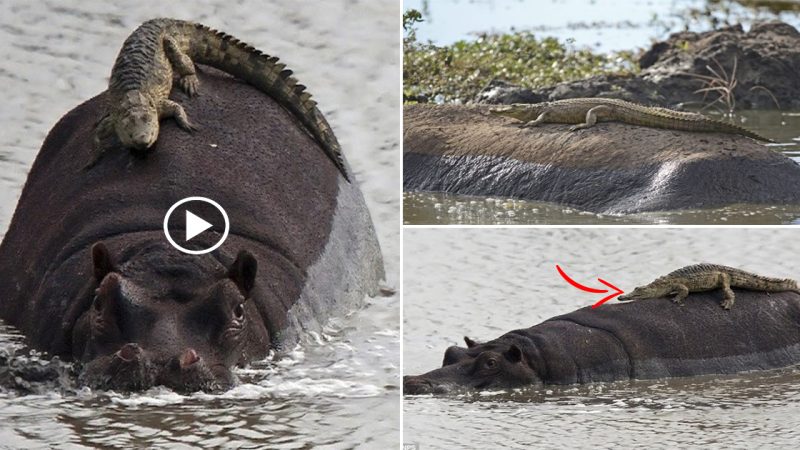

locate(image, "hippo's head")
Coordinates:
72 242 268 392
404 337 540 395
115 90 159 150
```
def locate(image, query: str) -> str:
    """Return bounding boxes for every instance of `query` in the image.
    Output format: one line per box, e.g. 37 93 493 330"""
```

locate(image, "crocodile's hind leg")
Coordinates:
159 99 197 132
717 272 735 310
671 284 690 305
521 111 549 128
569 105 612 131
164 37 199 96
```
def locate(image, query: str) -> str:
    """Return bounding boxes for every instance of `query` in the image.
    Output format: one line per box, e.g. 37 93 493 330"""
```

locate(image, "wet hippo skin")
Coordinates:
0 66 384 392
403 104 800 213
404 291 800 394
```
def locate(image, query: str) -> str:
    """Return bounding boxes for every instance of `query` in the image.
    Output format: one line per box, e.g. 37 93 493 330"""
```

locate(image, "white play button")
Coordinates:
185 210 213 241
163 196 230 255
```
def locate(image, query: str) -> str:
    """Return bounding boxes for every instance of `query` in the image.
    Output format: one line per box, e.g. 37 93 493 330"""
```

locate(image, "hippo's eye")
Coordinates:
485 358 497 369
233 303 244 320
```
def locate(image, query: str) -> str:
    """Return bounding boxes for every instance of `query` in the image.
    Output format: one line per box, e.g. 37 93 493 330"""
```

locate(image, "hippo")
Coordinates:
404 290 800 394
0 67 384 392
403 104 800 214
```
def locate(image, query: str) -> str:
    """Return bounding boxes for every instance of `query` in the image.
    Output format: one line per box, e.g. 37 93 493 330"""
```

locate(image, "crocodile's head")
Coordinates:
488 103 544 122
115 90 160 151
618 284 661 301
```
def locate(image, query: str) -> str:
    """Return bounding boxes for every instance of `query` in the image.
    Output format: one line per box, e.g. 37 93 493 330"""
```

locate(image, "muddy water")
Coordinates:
404 110 800 225
0 0 400 448
403 228 800 448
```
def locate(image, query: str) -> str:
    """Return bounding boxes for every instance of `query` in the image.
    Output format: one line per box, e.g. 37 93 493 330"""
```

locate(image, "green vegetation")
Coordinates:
403 9 638 104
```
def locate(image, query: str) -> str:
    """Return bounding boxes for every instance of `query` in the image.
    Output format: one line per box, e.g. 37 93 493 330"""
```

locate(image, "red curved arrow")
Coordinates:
594 278 624 308
555 265 624 309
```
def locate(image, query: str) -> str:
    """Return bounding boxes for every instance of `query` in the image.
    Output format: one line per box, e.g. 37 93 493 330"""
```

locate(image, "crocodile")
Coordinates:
618 263 800 309
489 98 772 142
91 18 349 181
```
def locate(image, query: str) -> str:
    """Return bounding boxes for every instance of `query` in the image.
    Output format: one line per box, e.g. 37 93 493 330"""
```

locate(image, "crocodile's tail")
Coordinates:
183 22 350 182
707 118 774 143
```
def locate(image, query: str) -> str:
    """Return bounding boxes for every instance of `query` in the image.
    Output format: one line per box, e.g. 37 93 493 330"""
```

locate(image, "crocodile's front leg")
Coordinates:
671 284 690 305
520 110 549 128
164 37 199 96
569 105 612 131
85 114 116 170
159 99 197 131
93 113 115 148
717 272 735 310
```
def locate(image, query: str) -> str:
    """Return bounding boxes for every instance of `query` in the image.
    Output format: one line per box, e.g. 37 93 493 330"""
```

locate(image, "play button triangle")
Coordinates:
185 210 213 241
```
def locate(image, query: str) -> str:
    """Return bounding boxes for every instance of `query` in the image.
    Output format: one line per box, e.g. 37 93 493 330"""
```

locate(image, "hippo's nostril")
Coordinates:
180 348 200 368
116 343 141 362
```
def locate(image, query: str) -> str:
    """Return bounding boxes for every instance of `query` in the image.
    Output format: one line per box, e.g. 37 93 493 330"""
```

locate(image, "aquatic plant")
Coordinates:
681 56 779 114
403 11 638 104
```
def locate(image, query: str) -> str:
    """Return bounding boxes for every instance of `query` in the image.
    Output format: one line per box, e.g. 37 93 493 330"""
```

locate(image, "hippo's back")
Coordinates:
531 291 800 382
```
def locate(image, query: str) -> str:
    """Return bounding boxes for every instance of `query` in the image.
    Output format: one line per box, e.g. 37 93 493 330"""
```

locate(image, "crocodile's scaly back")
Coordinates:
109 19 172 95
96 18 349 181
619 263 800 309
657 263 799 291
490 98 772 142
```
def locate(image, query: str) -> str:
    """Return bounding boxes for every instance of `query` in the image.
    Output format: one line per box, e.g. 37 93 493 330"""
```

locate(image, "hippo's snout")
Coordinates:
157 348 231 393
403 376 433 395
403 376 451 395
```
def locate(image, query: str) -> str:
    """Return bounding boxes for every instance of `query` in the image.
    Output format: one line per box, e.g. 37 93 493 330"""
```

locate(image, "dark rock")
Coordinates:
479 21 800 110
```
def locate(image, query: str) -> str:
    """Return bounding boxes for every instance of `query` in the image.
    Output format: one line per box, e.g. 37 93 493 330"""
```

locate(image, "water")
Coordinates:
405 0 800 52
404 192 800 225
403 228 800 448
0 0 400 448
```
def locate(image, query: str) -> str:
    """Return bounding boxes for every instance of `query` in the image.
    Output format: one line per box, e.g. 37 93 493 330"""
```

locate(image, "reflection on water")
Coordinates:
404 192 800 225
403 228 800 448
405 368 800 448
0 0 400 448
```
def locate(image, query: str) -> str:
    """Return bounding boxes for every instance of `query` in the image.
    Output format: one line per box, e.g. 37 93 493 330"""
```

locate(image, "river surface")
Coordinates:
0 0 400 448
403 228 800 448
405 0 800 52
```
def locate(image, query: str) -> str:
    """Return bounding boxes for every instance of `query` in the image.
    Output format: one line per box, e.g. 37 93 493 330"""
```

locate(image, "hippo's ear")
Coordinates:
505 344 523 363
91 273 122 339
91 243 116 281
464 336 478 348
229 250 258 296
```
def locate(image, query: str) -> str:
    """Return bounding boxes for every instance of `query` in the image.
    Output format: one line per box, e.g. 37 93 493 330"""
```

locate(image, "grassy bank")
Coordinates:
403 10 638 104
